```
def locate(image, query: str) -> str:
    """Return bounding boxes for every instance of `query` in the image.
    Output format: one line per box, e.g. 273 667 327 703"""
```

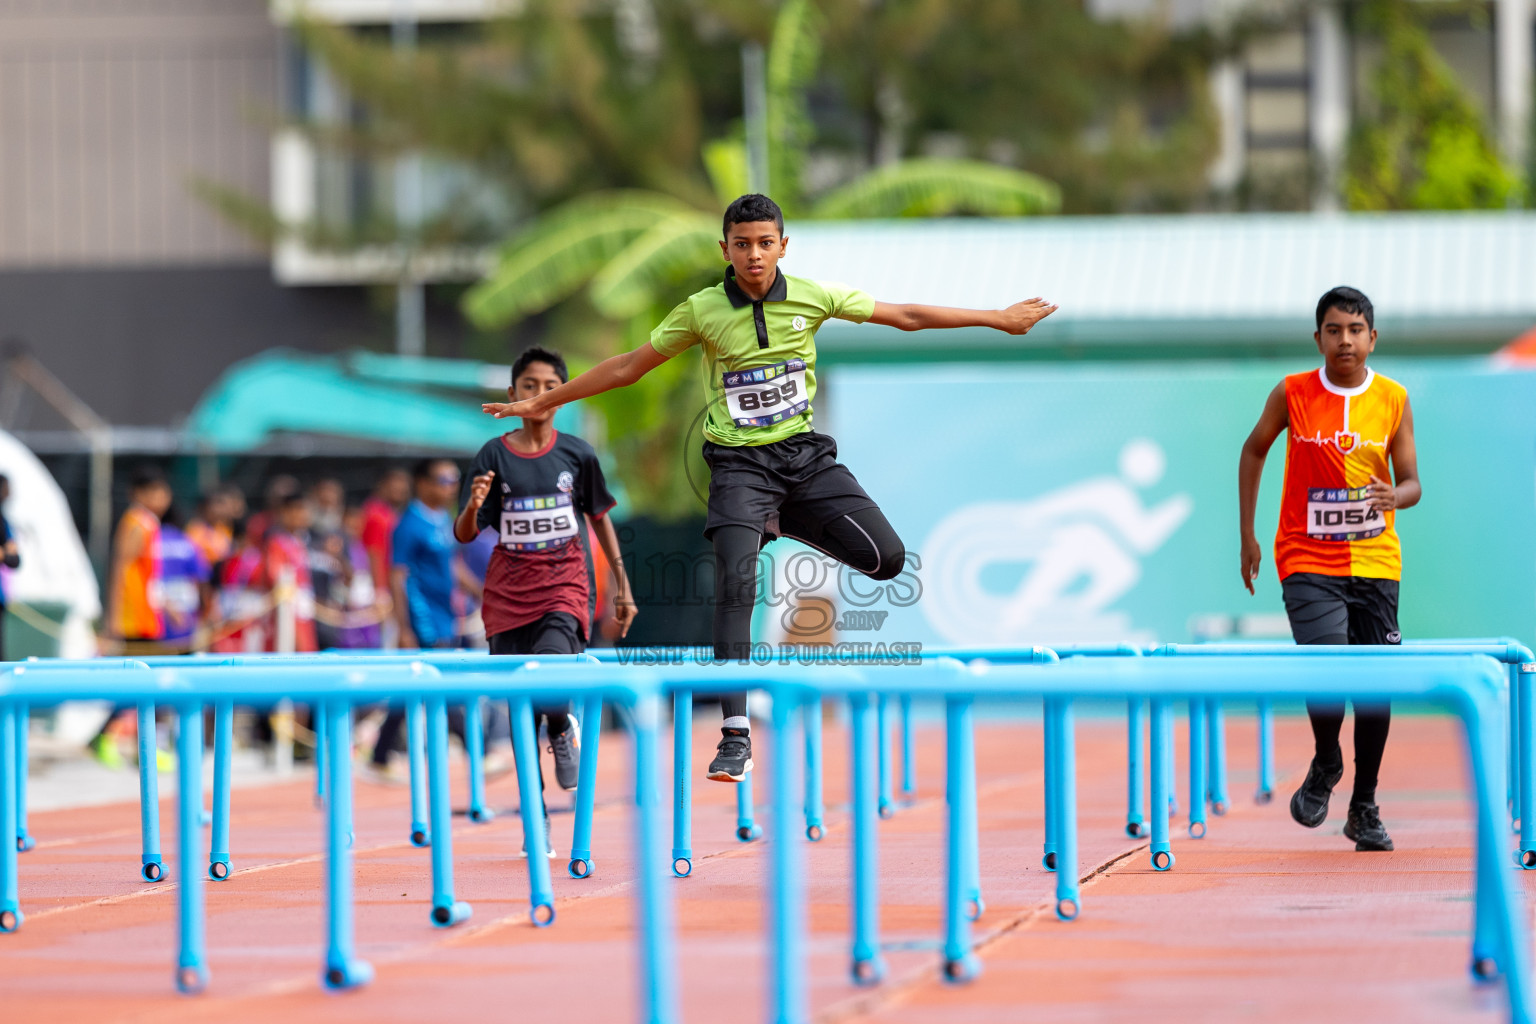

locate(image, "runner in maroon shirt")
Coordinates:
455 346 636 856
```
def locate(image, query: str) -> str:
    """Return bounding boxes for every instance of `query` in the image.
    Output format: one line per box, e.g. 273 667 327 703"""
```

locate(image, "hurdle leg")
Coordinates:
322 700 372 989
568 695 602 879
1511 662 1521 830
877 694 895 818
941 696 980 982
313 702 327 807
464 697 492 824
510 696 555 925
14 703 32 853
174 705 208 993
899 694 916 797
1470 690 1533 1017
209 700 233 881
849 692 885 984
1163 707 1179 816
1207 699 1229 816
1042 697 1059 871
138 702 164 882
1148 698 1174 870
1187 700 1208 839
671 691 693 876
1518 665 1536 867
804 698 826 841
1053 698 1080 921
406 699 430 847
1256 699 1275 803
769 689 807 1022
736 768 762 842
1126 698 1146 838
631 693 677 1024
961 697 984 922
1 703 22 932
426 698 471 927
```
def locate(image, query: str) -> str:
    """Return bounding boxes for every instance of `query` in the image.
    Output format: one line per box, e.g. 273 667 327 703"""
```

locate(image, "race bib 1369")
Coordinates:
499 493 580 551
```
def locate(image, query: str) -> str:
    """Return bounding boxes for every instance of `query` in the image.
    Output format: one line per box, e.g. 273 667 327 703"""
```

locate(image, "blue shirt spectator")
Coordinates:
392 497 457 647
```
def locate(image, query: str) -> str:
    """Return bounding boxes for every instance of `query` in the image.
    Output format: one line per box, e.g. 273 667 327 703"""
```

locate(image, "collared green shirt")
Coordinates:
650 268 875 446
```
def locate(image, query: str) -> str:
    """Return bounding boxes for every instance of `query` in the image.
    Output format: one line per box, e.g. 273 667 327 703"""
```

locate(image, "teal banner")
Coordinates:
815 359 1536 648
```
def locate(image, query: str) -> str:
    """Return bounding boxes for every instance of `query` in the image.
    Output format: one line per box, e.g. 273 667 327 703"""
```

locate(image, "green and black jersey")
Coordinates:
649 267 875 447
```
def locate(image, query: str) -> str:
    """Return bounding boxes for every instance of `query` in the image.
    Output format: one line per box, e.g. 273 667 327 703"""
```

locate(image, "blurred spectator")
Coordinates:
361 468 410 598
339 502 385 649
213 517 267 653
185 484 246 567
456 525 495 648
93 465 173 768
371 459 464 774
310 477 345 539
246 474 300 550
158 507 212 650
0 474 19 660
257 492 318 653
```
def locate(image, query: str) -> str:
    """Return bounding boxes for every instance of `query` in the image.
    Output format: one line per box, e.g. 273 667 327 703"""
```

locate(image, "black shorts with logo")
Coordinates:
702 430 879 545
1280 572 1401 646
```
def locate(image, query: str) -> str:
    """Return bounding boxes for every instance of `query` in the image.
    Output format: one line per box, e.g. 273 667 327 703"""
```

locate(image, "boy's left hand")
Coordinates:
1366 474 1397 511
999 297 1058 335
613 598 637 638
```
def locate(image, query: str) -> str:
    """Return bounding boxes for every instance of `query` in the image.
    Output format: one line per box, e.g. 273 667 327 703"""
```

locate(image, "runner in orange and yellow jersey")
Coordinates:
1238 286 1421 854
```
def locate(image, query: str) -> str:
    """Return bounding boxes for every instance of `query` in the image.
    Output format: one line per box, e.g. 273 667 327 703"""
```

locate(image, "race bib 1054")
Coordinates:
499 493 580 552
1305 487 1386 541
722 359 810 427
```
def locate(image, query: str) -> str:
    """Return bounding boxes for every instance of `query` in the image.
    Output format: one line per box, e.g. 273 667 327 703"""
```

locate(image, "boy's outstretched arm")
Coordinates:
1238 382 1288 595
483 342 672 419
867 297 1057 335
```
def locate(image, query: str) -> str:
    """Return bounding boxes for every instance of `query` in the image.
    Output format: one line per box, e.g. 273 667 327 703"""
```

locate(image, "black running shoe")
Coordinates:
707 727 753 783
1289 755 1344 828
549 716 580 792
1343 802 1395 851
519 811 556 859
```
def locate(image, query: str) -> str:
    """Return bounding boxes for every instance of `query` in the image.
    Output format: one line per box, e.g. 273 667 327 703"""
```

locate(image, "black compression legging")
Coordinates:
713 508 906 720
1303 629 1391 806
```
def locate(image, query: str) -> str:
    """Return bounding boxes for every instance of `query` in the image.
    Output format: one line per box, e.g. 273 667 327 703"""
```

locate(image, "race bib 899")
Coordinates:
1305 487 1385 541
722 359 810 427
499 493 580 552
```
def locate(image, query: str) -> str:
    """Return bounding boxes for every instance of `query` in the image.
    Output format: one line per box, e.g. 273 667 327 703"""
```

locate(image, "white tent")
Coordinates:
0 428 100 659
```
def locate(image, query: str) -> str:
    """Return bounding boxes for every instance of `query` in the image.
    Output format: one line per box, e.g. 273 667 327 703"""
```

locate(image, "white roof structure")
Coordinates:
790 212 1536 356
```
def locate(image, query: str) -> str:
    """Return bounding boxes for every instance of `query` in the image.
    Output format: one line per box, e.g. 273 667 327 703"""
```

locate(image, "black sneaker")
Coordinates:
549 716 580 792
707 727 753 783
1343 802 1395 851
519 811 556 859
1289 755 1344 828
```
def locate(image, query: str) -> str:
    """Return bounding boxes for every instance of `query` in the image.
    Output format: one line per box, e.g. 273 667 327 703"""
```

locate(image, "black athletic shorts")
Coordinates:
702 430 878 544
1280 572 1401 646
488 611 585 655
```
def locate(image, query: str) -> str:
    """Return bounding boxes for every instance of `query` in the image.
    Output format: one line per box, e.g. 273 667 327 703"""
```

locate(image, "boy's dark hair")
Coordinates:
130 465 167 493
723 194 784 239
1316 286 1374 331
511 345 568 385
412 457 457 482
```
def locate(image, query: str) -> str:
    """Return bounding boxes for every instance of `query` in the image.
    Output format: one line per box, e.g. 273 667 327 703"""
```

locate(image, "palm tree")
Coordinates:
463 0 1060 330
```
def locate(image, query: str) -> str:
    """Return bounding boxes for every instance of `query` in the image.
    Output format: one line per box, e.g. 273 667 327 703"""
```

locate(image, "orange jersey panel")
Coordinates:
1275 368 1407 581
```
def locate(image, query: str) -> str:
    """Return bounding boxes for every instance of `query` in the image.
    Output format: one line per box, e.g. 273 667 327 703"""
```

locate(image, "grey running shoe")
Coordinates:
549 716 581 791
1343 802 1394 851
1289 755 1344 828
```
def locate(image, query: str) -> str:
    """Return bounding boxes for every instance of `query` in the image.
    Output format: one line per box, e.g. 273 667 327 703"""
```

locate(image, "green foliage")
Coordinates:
1343 0 1523 210
812 159 1061 218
